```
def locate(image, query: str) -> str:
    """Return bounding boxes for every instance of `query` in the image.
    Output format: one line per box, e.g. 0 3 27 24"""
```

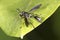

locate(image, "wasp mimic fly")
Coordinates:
17 4 42 27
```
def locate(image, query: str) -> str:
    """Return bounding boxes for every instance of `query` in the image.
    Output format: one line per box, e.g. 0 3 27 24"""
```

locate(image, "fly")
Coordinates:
17 4 42 27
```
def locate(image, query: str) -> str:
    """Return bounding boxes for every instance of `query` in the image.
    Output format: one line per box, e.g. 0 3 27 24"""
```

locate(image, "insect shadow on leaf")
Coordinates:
16 4 42 28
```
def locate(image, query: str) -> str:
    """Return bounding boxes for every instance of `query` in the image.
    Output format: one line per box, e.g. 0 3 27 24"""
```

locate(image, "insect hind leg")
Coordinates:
30 22 35 28
28 20 35 28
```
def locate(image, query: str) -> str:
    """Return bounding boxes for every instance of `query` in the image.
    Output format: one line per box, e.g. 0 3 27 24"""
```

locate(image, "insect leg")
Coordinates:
24 17 34 28
29 21 35 28
28 18 35 28
31 14 42 23
25 17 35 28
24 17 29 27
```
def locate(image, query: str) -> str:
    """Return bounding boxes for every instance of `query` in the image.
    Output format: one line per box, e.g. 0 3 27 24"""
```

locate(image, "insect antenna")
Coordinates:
16 8 21 13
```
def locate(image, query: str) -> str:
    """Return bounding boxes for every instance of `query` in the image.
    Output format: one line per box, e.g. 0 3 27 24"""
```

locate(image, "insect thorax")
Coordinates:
20 11 32 18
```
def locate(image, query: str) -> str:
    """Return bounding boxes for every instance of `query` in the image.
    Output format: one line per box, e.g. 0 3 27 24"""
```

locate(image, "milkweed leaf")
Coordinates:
0 0 60 39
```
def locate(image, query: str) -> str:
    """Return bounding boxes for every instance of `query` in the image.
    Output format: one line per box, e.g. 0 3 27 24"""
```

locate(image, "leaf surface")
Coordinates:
0 0 60 39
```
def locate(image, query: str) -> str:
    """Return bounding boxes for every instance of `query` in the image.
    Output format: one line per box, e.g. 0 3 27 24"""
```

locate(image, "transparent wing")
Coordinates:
29 4 42 12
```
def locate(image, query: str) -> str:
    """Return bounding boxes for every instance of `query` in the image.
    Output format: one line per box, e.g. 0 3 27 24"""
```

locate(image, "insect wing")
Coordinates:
29 4 42 12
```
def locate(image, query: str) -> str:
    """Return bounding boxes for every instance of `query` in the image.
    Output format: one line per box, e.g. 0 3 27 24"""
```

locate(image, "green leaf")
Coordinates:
0 0 60 39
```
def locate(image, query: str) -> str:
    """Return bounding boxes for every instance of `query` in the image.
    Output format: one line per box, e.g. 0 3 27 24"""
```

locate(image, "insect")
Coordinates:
17 4 42 27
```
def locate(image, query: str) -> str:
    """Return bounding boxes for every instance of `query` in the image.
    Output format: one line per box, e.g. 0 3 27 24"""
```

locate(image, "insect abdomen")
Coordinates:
34 16 41 22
